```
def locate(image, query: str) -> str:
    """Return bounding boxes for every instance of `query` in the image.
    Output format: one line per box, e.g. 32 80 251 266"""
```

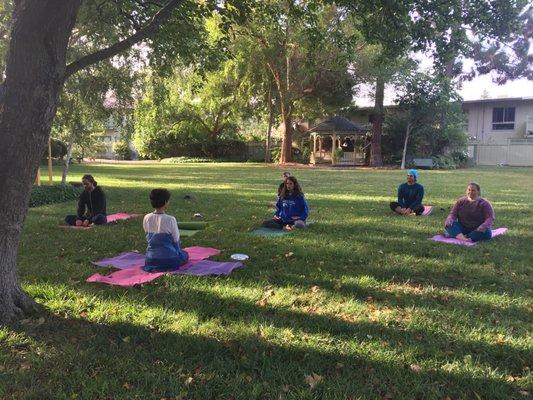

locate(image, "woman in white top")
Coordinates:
143 189 189 272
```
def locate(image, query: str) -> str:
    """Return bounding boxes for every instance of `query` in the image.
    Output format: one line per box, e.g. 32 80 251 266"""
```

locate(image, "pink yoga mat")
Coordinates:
430 227 508 246
87 247 243 286
61 213 139 229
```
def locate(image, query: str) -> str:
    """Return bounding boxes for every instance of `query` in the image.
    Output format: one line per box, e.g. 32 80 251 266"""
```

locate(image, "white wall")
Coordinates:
463 99 533 145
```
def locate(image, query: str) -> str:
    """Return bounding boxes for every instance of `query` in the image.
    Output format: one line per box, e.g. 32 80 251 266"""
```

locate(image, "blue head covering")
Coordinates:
407 169 418 180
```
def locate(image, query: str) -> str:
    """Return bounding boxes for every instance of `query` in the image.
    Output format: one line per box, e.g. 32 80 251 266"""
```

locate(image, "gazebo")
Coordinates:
307 116 368 166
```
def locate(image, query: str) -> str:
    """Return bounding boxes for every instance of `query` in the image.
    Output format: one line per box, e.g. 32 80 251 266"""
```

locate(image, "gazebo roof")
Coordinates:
308 116 368 135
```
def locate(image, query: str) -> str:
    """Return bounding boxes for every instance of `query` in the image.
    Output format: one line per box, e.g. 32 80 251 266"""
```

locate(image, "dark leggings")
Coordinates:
65 214 107 226
390 202 424 216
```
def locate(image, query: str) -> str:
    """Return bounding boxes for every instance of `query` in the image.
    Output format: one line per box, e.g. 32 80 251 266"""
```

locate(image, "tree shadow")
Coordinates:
2 310 524 400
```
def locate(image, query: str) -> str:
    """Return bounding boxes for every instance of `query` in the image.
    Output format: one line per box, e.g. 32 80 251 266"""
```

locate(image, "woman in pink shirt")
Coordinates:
444 182 494 242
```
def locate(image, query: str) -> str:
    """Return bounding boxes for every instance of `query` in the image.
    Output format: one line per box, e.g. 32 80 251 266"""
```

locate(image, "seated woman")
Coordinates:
264 176 309 230
390 169 425 216
143 189 189 272
65 174 107 226
444 182 494 242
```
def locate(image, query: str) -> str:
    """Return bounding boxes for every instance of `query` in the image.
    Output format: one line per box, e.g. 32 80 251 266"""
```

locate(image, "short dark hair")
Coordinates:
150 188 171 208
468 182 481 195
82 174 97 186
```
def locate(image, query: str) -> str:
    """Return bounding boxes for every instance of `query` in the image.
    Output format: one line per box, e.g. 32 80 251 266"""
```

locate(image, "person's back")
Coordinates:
143 189 188 272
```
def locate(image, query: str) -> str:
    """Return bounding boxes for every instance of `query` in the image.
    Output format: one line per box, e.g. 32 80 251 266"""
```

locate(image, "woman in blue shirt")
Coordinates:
263 176 309 230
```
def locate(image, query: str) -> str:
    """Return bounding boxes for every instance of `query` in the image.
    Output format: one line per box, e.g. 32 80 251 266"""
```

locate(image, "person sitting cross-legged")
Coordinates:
444 182 494 242
263 176 309 230
143 188 189 273
390 169 425 216
65 174 107 226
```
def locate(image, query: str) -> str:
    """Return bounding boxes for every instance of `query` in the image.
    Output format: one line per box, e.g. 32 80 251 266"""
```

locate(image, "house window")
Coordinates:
492 107 515 130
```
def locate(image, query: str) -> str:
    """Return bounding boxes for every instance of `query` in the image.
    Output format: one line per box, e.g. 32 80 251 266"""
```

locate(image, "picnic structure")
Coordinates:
307 116 368 166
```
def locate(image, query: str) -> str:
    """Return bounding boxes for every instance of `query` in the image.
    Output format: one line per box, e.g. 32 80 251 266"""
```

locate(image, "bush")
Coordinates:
113 140 132 160
29 185 82 208
160 157 218 164
431 155 458 169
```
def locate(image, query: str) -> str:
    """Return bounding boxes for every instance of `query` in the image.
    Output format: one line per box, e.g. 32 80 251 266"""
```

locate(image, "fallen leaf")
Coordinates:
122 383 131 390
122 336 131 343
409 364 422 373
382 393 394 400
310 285 320 293
35 317 45 326
304 373 323 389
19 362 31 370
285 252 294 258
256 289 275 307
185 376 194 385
282 384 290 392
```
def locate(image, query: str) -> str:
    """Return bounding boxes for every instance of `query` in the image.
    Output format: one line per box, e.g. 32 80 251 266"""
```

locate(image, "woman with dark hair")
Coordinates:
263 176 309 230
143 188 188 272
65 174 107 226
444 182 494 242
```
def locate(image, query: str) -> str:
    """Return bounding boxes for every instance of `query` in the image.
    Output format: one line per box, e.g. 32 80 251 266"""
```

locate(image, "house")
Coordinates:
463 97 533 166
95 95 137 160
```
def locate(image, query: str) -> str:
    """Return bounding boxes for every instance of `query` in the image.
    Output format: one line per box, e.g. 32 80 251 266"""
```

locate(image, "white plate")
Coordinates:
230 253 249 261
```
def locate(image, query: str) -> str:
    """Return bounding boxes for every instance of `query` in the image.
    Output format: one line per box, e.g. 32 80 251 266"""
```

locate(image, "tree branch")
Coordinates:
64 0 183 80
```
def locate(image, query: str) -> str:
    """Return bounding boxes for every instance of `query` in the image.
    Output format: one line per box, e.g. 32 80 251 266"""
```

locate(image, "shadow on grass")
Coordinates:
2 310 524 400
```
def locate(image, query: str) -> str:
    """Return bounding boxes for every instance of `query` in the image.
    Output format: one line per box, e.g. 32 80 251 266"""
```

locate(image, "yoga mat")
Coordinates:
178 221 208 230
421 205 433 216
250 227 290 237
250 222 312 237
60 213 139 229
180 229 199 237
430 227 508 246
87 247 242 286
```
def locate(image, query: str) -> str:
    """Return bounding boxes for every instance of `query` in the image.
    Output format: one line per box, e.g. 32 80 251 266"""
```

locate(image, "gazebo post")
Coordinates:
332 132 337 165
311 134 317 164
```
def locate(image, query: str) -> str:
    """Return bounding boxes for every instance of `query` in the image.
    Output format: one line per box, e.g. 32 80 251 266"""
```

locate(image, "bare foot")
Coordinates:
456 233 470 241
82 220 90 227
283 225 293 231
75 219 83 227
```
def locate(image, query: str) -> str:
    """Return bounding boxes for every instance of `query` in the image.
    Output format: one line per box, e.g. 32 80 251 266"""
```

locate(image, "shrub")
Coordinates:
29 185 82 208
431 155 457 169
113 140 132 160
160 157 218 164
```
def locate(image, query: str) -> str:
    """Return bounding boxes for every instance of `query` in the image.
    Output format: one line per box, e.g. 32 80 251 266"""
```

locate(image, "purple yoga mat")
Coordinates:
430 227 508 246
87 246 243 286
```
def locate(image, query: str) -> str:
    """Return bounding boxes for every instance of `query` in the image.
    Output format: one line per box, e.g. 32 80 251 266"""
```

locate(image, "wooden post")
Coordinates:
48 137 53 185
332 133 337 165
34 167 41 186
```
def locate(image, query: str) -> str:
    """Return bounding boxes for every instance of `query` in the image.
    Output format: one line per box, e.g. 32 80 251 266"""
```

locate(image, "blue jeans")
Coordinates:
65 214 107 226
445 220 492 242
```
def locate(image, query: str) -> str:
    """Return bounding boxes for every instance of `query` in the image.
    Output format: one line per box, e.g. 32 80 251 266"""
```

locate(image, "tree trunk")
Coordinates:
370 77 385 167
400 122 411 170
61 131 76 186
279 107 292 164
264 79 273 163
0 0 82 324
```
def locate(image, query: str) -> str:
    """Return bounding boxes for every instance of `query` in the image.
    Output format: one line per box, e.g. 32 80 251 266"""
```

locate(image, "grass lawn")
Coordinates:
1 163 532 399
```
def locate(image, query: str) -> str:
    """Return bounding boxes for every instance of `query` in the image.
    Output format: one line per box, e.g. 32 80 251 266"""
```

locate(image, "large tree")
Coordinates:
235 1 358 163
0 0 247 323
339 0 531 166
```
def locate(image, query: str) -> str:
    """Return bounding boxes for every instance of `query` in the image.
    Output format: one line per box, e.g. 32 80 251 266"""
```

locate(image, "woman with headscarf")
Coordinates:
390 169 425 216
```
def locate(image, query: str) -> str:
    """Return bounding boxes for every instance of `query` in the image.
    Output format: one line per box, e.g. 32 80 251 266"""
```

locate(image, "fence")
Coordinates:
469 140 533 166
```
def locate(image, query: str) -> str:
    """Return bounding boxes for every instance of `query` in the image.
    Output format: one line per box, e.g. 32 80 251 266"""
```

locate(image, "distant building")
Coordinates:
96 95 137 160
463 97 533 166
